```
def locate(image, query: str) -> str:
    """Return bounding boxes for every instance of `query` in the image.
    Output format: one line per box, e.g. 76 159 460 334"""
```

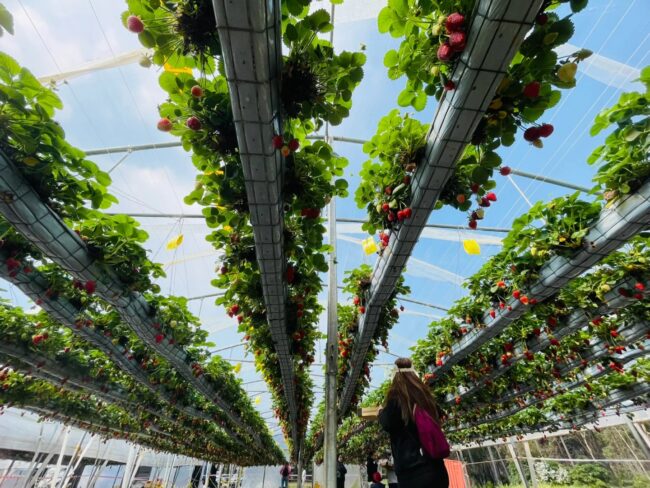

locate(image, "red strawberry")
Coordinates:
231 304 240 314
480 197 491 207
237 314 244 324
437 42 453 61
155 334 164 344
220 265 228 275
126 15 144 33
539 123 554 138
468 220 478 230
524 350 535 361
382 203 390 213
288 139 300 152
523 127 541 142
499 166 512 176
397 210 405 221
444 80 456 91
504 342 514 352
272 135 284 149
523 81 541 98
634 282 645 291
499 302 506 309
403 208 412 218
387 212 396 222
353 296 360 306
286 265 296 284
358 306 366 314
486 192 497 202
512 290 521 299
634 292 644 300
536 13 548 25
470 183 480 193
547 316 558 328
400 305 405 312
157 118 173 132
84 281 96 295
610 330 619 338
497 280 506 288
448 32 466 52
445 13 465 32
385 187 392 195
5 258 20 271
550 338 560 347
186 116 201 131
190 85 203 98
520 296 529 305
403 175 411 184
489 309 496 319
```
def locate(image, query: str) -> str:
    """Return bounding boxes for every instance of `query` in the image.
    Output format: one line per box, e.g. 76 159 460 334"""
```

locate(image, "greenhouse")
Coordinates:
0 0 648 487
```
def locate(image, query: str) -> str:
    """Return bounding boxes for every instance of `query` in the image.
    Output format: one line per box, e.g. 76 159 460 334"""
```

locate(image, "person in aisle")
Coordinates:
279 462 291 488
336 456 347 488
378 357 450 488
380 456 399 488
366 455 378 487
370 472 385 488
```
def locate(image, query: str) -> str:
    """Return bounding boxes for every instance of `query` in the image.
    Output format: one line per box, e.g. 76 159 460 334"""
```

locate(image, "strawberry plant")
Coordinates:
588 66 650 201
355 110 427 234
122 0 221 71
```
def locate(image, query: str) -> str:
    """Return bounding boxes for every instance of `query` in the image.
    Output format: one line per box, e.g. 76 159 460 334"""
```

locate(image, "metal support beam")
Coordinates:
324 197 338 488
523 442 539 488
507 443 529 488
211 0 299 451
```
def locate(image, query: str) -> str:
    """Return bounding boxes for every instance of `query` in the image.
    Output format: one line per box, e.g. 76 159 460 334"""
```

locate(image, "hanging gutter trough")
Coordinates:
339 0 546 416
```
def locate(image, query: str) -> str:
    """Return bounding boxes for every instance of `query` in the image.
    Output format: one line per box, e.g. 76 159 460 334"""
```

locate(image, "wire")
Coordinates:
16 0 115 160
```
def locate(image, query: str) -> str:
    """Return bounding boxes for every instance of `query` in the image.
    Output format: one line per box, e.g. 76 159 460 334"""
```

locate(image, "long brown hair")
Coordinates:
385 357 441 425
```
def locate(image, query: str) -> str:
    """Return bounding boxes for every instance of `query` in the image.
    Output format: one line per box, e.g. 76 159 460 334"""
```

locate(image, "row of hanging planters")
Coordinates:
122 0 366 449
0 369 265 465
0 250 283 463
0 23 278 456
357 0 593 234
308 356 648 456
0 308 273 465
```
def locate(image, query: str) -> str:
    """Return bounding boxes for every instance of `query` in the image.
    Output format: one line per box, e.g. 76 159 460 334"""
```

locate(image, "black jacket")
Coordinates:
378 398 431 477
366 457 378 481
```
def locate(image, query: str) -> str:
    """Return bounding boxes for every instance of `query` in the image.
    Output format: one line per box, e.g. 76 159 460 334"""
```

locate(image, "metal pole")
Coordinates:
559 435 575 466
627 420 650 459
523 442 539 488
324 195 338 488
487 446 501 485
507 443 529 488
260 466 266 488
297 443 303 488
202 463 212 488
50 426 71 488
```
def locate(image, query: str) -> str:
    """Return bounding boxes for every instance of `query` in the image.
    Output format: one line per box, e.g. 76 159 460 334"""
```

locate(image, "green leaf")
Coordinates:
285 23 298 42
137 30 156 49
0 3 14 36
482 152 502 168
397 88 414 107
412 89 427 111
383 49 399 68
377 7 395 34
471 167 491 184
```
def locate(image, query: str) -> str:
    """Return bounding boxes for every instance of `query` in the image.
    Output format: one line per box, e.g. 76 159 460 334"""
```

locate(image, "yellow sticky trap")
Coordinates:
163 63 193 75
166 234 184 250
362 237 378 255
254 395 261 405
463 239 481 255
233 362 242 374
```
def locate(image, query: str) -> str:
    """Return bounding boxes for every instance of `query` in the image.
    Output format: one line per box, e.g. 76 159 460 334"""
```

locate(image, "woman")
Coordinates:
336 456 347 488
379 358 449 488
279 462 291 488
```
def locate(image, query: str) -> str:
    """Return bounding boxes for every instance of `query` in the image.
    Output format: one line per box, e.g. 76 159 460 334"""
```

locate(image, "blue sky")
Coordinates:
1 0 648 447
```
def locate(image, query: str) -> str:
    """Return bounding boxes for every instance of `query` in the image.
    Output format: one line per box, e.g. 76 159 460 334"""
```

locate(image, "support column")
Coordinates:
297 443 304 488
559 436 575 466
487 446 501 484
523 442 539 488
324 197 338 488
507 443 529 488
628 421 650 459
